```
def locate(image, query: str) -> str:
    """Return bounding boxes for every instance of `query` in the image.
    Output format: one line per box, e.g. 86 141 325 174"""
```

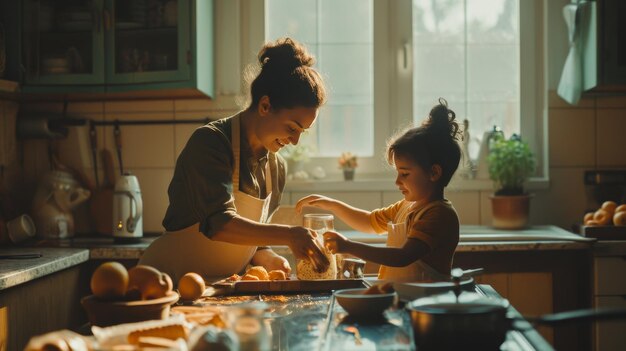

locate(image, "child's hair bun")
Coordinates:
426 98 460 140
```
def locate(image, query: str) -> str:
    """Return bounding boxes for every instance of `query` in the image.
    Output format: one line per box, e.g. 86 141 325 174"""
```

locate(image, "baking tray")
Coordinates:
578 224 626 240
210 278 365 295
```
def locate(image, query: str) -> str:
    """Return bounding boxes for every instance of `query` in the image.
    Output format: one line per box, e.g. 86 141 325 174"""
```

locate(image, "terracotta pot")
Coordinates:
490 194 532 229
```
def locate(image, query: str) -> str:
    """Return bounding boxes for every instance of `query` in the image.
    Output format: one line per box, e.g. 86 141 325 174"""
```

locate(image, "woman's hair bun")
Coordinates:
425 97 460 140
258 38 315 72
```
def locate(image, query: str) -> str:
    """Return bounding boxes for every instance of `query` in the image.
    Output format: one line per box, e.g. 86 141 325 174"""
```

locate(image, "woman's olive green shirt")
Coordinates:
162 116 286 238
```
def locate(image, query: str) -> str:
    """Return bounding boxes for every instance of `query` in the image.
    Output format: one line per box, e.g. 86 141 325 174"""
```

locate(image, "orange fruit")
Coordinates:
583 212 594 223
128 265 172 300
594 209 612 225
601 201 618 214
615 204 626 214
91 262 129 300
178 272 206 301
614 211 626 226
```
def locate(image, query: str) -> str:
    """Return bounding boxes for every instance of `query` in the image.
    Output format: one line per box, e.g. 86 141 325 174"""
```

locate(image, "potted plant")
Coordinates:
487 133 536 229
338 152 358 181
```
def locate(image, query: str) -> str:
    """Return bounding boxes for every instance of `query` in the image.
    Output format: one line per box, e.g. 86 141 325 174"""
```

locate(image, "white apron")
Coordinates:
378 201 450 282
139 115 273 283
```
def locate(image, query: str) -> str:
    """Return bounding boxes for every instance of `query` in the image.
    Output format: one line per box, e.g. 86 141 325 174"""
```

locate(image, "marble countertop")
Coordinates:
0 247 89 291
0 225 602 292
344 225 595 251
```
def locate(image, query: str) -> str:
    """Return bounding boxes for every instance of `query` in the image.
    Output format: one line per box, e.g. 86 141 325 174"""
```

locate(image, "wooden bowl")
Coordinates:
81 291 179 327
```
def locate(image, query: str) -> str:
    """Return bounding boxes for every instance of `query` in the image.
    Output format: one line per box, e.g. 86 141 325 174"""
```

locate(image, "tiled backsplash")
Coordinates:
2 91 626 235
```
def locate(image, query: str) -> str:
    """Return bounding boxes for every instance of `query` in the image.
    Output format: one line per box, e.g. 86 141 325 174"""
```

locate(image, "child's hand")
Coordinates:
295 194 335 213
323 231 349 254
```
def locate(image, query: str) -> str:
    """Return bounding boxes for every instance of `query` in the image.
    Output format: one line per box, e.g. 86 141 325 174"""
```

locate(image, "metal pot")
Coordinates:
407 289 626 350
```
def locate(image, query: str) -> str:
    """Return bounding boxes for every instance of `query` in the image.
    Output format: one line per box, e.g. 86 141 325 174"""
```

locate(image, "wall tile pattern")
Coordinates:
5 90 626 234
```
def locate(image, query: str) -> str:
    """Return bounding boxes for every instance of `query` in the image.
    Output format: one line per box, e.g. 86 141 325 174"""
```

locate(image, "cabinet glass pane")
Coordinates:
22 0 96 79
113 0 179 74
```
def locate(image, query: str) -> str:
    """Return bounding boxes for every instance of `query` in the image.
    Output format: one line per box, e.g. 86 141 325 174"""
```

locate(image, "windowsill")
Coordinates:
284 174 550 193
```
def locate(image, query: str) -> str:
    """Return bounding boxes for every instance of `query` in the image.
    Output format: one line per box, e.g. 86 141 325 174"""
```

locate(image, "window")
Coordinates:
266 0 375 157
412 0 520 161
234 0 547 185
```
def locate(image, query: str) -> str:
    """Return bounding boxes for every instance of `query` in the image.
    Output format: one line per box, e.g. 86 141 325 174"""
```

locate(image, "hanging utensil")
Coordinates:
113 121 124 175
90 149 115 235
89 121 99 187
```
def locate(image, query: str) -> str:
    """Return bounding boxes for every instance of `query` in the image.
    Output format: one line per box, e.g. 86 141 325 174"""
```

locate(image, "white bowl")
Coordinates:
334 288 396 317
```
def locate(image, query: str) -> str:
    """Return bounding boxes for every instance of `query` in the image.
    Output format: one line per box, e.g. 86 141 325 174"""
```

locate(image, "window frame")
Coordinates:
213 0 549 191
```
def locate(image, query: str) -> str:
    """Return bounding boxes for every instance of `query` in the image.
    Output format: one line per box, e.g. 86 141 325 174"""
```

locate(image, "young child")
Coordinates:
296 98 462 282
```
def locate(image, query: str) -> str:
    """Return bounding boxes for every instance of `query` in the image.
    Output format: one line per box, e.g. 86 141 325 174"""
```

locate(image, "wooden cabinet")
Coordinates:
593 255 626 351
0 265 90 351
18 0 213 98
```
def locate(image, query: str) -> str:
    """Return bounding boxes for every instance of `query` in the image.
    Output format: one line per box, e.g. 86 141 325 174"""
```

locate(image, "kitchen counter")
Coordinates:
0 225 597 292
193 283 552 351
0 247 89 290
42 225 598 261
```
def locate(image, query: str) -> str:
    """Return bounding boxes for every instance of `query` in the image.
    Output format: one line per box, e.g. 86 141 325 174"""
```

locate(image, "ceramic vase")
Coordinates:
343 168 355 181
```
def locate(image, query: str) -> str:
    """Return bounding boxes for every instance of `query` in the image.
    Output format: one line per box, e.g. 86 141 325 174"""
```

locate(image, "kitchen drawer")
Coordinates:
594 257 626 295
594 296 626 351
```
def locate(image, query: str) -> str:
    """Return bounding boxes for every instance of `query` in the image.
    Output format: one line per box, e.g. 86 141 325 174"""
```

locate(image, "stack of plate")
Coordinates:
42 57 70 74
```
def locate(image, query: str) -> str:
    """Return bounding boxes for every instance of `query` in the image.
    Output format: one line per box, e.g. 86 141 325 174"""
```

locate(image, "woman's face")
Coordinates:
393 154 434 202
257 103 318 153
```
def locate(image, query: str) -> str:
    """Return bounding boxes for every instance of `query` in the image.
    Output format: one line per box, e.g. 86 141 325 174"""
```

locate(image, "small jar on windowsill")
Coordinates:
343 168 355 181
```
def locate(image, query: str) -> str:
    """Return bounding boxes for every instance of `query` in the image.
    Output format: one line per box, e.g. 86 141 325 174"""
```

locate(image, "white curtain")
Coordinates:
557 0 596 105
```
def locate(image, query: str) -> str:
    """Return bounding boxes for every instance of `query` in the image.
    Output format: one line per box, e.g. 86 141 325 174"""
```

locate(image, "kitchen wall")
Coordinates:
9 90 625 235
2 0 626 235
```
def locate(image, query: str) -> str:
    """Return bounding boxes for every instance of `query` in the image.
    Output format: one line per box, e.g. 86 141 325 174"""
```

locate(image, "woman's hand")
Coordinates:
251 249 292 275
288 226 330 273
295 194 335 213
323 231 350 254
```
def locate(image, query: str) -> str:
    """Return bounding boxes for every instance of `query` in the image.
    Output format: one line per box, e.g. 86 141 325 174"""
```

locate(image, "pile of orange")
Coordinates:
90 263 173 301
584 201 626 226
90 263 207 302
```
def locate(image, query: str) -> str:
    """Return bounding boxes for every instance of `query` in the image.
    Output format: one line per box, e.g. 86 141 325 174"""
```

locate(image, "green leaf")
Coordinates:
487 134 536 195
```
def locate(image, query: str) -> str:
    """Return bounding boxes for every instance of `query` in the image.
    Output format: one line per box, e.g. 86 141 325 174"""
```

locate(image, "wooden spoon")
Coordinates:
90 149 115 235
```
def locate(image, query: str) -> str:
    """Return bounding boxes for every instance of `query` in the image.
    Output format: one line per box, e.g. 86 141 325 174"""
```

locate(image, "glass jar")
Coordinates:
227 302 271 351
296 214 337 280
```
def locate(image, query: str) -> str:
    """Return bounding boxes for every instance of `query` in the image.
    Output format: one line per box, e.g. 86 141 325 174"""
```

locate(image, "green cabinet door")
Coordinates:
20 0 213 98
104 0 191 85
21 0 106 90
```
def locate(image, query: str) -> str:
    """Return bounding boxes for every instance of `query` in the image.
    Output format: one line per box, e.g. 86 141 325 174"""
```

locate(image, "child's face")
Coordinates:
393 155 435 202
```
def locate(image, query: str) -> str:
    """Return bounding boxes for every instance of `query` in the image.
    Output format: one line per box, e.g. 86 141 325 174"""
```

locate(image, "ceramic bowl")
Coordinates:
334 288 396 317
81 291 179 327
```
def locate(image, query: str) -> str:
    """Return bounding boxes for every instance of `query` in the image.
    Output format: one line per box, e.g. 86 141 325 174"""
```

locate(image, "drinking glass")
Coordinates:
296 214 337 280
303 213 334 235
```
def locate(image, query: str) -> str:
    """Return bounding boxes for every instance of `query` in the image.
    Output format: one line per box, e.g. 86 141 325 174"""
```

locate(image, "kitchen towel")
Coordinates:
557 0 596 105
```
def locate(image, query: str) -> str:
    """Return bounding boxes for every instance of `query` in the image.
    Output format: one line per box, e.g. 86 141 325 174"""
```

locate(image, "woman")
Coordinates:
140 38 330 282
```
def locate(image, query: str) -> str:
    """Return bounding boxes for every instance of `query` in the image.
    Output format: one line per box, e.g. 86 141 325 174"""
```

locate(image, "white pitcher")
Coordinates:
112 173 143 241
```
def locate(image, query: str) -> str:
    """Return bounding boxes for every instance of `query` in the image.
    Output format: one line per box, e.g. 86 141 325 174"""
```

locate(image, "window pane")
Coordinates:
412 0 520 160
266 0 374 157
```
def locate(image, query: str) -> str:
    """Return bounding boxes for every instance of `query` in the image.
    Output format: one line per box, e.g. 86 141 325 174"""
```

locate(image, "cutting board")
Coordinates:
211 278 365 295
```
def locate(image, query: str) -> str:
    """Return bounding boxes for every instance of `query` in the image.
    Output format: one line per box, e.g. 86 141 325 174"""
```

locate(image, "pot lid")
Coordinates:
407 291 510 315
